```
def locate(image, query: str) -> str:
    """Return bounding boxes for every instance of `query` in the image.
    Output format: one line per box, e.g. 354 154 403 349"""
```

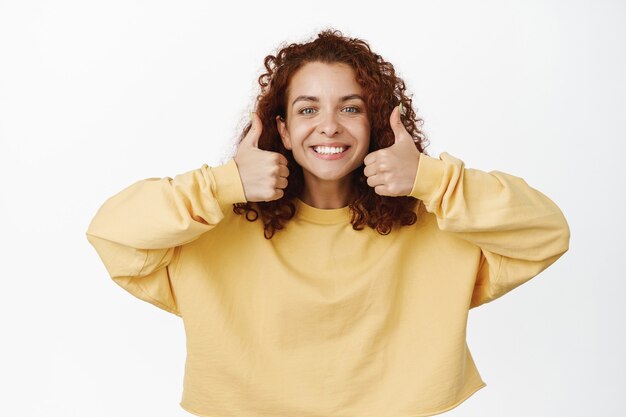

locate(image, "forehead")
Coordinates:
288 62 362 98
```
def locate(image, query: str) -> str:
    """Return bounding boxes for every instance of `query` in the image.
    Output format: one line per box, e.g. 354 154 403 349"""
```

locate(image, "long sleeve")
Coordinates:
409 152 570 309
85 158 247 316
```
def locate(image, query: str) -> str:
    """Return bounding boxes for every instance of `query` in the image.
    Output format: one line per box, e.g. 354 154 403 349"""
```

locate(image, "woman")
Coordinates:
86 28 570 417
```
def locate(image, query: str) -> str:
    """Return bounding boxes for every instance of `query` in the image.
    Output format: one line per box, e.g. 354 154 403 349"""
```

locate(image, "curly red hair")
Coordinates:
230 28 431 239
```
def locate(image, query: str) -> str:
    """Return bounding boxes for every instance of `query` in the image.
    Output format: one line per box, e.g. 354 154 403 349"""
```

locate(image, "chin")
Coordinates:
308 169 354 182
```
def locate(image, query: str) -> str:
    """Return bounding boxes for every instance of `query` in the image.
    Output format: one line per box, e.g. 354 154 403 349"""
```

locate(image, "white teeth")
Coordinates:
313 146 347 155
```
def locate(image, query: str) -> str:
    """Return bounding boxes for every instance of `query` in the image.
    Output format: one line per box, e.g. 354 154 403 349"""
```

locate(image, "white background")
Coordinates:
1 0 623 416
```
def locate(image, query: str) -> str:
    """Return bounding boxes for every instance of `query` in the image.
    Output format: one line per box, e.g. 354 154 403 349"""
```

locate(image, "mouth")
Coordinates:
309 145 351 160
311 145 350 156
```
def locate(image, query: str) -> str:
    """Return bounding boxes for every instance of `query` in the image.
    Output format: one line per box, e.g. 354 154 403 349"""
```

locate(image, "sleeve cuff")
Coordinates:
205 158 248 206
409 152 446 202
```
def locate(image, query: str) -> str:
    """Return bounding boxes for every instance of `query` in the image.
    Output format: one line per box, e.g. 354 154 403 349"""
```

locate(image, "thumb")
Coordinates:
244 111 262 148
390 103 410 144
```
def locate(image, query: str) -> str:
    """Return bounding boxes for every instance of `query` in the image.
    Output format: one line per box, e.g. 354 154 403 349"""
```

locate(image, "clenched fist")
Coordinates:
363 104 421 197
234 111 290 202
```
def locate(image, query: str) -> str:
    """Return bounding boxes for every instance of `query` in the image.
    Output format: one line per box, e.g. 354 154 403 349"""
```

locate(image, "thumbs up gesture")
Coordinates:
363 104 421 197
234 111 290 202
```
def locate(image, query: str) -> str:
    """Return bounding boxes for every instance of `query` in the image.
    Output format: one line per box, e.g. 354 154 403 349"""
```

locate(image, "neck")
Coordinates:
299 174 354 209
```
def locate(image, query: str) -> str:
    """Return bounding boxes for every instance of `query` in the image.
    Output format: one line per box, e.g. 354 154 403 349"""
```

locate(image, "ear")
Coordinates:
276 115 292 150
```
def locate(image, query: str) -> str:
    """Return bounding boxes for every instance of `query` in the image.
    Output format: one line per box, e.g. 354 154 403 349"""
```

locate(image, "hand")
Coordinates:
234 112 290 202
363 105 421 197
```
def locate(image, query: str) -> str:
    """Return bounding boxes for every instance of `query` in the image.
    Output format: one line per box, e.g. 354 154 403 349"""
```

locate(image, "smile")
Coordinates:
313 145 348 154
310 145 351 160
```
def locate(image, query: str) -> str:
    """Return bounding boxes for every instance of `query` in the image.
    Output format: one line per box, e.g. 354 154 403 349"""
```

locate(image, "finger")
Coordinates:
277 153 289 166
273 188 285 200
275 176 288 189
391 104 411 144
278 164 290 178
363 163 377 178
374 184 389 196
388 104 398 126
244 111 262 148
389 105 403 142
363 151 376 166
366 173 384 188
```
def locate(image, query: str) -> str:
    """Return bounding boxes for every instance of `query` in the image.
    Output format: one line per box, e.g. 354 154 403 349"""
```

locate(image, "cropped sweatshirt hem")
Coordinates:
180 382 487 417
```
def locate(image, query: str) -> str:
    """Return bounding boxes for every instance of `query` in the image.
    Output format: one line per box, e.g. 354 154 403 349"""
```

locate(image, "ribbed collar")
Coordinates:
294 197 351 225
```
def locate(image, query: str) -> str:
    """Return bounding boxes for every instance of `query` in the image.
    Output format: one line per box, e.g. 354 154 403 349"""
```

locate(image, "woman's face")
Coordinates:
276 61 371 186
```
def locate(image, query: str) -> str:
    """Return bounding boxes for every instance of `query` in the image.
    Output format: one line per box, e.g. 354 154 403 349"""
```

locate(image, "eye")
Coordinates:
297 106 361 115
299 107 316 115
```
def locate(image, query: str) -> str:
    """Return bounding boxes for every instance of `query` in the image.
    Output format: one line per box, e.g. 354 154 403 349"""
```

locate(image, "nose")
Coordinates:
317 110 340 137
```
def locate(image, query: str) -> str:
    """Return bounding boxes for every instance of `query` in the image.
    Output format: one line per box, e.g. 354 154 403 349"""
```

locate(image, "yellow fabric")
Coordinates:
85 152 570 417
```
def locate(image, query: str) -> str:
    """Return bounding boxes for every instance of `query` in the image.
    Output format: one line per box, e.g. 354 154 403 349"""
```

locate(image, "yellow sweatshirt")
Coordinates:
85 152 570 417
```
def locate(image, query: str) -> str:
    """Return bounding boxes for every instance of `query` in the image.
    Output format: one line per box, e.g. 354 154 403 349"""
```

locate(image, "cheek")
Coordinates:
350 125 371 146
355 146 370 161
290 125 315 147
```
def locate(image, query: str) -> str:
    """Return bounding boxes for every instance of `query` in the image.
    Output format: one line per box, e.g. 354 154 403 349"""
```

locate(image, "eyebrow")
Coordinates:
291 94 364 107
